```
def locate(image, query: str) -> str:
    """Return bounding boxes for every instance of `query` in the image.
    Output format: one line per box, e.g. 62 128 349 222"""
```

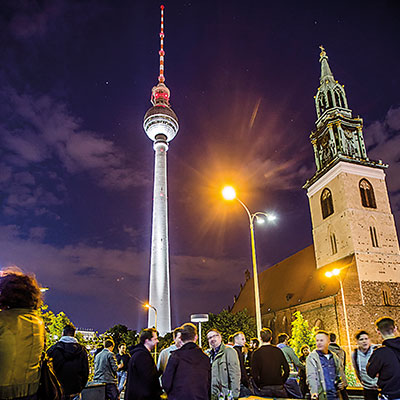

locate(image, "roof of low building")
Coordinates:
232 245 353 315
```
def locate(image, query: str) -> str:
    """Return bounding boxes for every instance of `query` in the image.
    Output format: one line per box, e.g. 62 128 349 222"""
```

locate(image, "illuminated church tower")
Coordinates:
143 5 179 335
304 46 400 305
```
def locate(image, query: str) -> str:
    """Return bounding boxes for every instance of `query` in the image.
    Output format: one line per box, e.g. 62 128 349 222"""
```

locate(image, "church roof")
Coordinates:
232 245 353 315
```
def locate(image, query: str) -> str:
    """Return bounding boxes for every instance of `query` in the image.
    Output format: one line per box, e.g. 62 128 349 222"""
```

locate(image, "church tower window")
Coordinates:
327 90 333 108
330 233 338 254
370 226 379 247
360 179 376 208
321 188 334 219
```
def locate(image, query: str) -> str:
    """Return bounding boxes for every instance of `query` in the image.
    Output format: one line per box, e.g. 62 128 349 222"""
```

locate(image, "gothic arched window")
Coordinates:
360 179 376 208
321 188 334 219
370 226 379 247
327 90 334 108
334 91 341 107
330 233 338 254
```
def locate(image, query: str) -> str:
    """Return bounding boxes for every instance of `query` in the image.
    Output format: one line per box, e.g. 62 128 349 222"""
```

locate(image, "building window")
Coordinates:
360 179 377 208
370 226 379 247
321 188 334 219
327 90 333 108
330 233 338 254
383 289 391 306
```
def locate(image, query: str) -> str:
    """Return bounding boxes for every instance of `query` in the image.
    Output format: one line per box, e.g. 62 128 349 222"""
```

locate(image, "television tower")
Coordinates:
143 5 179 336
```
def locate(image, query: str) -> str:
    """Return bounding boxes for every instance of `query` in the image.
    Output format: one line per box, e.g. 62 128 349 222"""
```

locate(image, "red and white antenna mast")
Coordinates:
158 5 165 83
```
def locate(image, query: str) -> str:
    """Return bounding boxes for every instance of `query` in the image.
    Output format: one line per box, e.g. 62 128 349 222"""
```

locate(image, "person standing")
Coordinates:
125 328 162 400
328 333 349 400
93 338 119 400
47 324 89 400
162 323 210 399
306 330 345 400
0 268 45 400
207 328 240 400
116 343 130 393
351 331 378 400
232 331 252 397
251 328 290 398
157 327 183 374
299 345 311 398
367 317 400 400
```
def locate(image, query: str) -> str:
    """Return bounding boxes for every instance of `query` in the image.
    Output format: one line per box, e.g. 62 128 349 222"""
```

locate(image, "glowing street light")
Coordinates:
325 268 352 359
222 185 276 339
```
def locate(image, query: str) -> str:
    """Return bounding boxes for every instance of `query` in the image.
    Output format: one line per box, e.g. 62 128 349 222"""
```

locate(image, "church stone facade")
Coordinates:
231 48 400 351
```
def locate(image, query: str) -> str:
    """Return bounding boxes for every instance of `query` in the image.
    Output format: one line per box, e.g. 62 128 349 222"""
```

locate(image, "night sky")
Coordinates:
0 0 399 333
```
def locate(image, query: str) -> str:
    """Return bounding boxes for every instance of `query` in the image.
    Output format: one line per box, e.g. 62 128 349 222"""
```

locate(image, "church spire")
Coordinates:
315 46 349 120
319 45 334 82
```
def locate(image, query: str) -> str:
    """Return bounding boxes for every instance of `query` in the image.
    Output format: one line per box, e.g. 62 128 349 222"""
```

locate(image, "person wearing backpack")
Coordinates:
351 330 378 400
47 324 89 400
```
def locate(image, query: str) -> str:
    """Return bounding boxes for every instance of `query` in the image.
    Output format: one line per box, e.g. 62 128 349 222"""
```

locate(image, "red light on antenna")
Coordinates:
160 5 165 10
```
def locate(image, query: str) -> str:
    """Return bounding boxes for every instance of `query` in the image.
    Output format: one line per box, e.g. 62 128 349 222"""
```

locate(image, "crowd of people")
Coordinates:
1 269 400 400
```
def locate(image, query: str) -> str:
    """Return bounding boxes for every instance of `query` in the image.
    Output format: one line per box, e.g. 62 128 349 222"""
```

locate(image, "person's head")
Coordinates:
173 327 183 348
260 328 273 344
301 345 310 357
62 324 76 337
140 328 158 351
0 268 42 310
315 330 330 353
355 330 370 351
228 335 234 345
180 323 198 344
105 339 115 351
329 332 337 343
233 331 246 347
207 329 222 350
278 333 289 345
118 343 126 354
375 317 397 339
250 337 260 349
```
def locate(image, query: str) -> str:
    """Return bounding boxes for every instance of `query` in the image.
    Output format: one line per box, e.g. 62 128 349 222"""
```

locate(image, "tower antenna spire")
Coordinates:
158 5 165 83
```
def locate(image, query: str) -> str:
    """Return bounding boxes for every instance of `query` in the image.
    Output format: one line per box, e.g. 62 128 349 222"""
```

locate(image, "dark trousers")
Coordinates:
105 383 120 400
256 384 288 398
341 388 349 400
364 389 379 400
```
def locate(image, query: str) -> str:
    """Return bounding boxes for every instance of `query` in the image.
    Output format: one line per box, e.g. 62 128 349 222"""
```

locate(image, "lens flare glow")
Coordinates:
222 186 236 200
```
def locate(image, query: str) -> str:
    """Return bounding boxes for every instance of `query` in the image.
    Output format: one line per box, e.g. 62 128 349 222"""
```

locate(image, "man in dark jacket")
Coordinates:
125 328 162 400
233 331 252 397
162 323 210 400
251 328 290 398
367 317 400 400
47 324 89 400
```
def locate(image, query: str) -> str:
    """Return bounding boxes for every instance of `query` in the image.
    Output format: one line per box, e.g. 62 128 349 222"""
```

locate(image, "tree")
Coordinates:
200 309 256 349
288 311 318 356
105 324 138 349
40 305 74 348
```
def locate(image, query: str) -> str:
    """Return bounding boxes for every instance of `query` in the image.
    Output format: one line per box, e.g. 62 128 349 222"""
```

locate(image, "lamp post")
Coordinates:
190 314 209 348
144 303 158 360
325 268 352 359
222 186 276 339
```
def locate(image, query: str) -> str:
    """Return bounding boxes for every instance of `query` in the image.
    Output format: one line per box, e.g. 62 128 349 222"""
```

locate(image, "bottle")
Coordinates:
218 392 225 400
227 390 234 400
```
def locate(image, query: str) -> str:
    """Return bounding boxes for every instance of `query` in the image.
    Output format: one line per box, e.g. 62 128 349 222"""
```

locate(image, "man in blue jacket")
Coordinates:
162 323 210 400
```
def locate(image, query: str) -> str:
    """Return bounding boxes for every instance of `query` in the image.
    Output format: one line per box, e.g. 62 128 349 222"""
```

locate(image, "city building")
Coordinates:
231 47 400 349
143 6 179 335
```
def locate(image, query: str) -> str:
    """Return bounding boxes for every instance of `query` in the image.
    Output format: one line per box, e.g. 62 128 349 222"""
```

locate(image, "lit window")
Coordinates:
360 179 376 208
321 188 334 219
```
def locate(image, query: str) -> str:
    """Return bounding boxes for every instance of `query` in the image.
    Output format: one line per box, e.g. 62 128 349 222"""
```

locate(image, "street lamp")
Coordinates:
190 314 209 348
144 303 158 360
222 185 276 339
325 268 352 359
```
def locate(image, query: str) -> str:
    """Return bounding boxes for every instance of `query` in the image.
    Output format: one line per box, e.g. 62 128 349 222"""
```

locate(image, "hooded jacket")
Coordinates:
47 336 89 395
162 342 211 400
0 308 45 399
367 337 400 399
125 343 162 400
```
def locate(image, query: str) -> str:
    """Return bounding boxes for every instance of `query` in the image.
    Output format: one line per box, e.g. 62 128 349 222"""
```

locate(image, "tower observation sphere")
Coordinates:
143 5 178 336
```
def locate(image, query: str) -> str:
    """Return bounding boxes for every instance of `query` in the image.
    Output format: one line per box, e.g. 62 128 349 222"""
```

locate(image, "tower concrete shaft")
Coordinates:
148 139 171 335
143 5 178 336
